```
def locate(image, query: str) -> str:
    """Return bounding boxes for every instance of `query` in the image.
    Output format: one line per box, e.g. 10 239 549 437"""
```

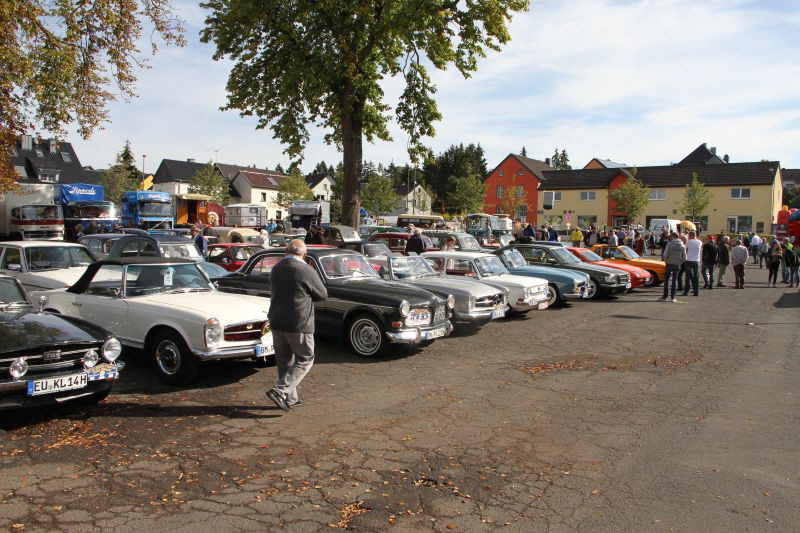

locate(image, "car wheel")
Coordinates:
644 271 658 286
585 279 598 299
546 284 560 306
348 314 388 358
153 331 199 385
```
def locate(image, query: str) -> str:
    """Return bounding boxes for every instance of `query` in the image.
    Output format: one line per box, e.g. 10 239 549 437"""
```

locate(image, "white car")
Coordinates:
422 251 550 313
0 241 96 292
33 257 274 385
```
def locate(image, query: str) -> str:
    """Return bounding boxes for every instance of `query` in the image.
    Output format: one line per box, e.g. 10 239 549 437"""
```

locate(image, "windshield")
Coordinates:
551 247 581 264
338 228 359 240
502 249 527 268
0 278 28 305
363 243 391 257
389 255 437 279
159 243 202 261
79 204 116 219
318 254 379 279
15 205 63 220
459 235 482 251
232 246 263 261
125 263 213 297
619 245 640 259
580 249 604 262
474 256 509 277
26 246 94 271
140 202 173 216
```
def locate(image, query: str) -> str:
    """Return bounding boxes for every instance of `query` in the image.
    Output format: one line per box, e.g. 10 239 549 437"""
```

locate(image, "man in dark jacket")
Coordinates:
716 236 730 287
701 236 719 289
265 240 328 411
405 228 427 255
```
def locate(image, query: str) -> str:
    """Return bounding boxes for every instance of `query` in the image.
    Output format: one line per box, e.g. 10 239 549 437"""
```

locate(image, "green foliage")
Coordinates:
0 1 184 191
276 174 315 210
550 148 572 170
101 143 142 208
200 0 529 226
784 187 800 209
520 146 527 157
422 143 488 212
680 173 713 221
448 173 487 214
361 175 401 216
609 170 650 223
189 162 230 206
500 175 528 217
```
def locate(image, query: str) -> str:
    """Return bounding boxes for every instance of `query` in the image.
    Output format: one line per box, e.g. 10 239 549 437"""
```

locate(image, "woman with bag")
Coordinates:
766 241 783 287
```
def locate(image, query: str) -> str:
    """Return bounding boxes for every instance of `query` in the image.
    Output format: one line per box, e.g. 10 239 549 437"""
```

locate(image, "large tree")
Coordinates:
680 173 712 222
200 1 528 227
423 143 488 212
609 169 650 224
1 1 184 191
189 162 231 206
448 172 486 214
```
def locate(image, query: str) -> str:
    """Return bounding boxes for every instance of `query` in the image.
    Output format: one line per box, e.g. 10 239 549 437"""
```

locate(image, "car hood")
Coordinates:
480 273 547 288
133 292 270 323
0 308 103 353
328 277 443 307
594 260 650 277
507 265 589 283
400 275 500 298
26 267 89 288
562 262 622 276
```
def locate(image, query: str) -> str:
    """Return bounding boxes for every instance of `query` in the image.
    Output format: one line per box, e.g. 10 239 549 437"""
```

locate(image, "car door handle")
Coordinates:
72 302 82 307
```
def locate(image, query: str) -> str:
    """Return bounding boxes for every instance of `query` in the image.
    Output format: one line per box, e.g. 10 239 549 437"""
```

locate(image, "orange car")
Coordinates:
590 244 666 286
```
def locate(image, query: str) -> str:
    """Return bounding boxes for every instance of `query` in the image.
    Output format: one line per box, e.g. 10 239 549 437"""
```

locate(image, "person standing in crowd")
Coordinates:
784 241 798 287
588 229 598 246
191 226 208 258
405 227 427 255
570 227 583 248
441 236 457 251
766 240 783 287
513 218 523 240
696 223 703 237
608 230 618 246
265 240 328 412
780 237 793 283
634 233 645 255
731 239 748 288
252 229 267 247
758 238 769 268
661 232 686 302
749 233 762 264
701 236 719 289
716 236 730 287
524 224 535 238
683 231 701 296
85 219 98 235
547 225 559 242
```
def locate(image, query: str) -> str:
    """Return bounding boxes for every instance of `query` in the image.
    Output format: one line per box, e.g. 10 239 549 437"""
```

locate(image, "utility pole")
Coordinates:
142 154 146 187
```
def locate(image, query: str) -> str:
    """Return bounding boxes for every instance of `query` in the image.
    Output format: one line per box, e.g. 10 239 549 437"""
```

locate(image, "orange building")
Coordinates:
482 154 552 222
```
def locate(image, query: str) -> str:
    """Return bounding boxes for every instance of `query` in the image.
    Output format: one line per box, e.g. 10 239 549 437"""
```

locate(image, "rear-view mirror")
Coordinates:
7 263 21 272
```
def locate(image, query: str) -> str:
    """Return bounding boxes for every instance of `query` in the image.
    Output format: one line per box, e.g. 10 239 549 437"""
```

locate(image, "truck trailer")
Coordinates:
0 183 64 240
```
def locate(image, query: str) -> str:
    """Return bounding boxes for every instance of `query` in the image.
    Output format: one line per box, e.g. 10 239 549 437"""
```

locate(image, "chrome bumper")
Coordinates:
454 306 506 322
193 344 264 361
0 361 125 393
385 321 454 344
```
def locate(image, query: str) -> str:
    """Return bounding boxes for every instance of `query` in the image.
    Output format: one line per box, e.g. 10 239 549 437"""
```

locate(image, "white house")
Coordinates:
385 183 433 217
306 172 336 203
229 169 287 221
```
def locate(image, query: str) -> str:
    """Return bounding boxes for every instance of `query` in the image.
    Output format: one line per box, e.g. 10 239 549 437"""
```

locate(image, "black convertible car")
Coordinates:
216 248 454 357
0 275 123 410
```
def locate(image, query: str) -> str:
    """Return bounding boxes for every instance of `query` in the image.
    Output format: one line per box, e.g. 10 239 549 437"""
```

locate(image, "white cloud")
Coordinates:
69 0 800 174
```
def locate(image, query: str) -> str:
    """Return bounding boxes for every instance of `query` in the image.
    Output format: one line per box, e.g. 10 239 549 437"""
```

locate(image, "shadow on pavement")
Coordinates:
774 292 800 308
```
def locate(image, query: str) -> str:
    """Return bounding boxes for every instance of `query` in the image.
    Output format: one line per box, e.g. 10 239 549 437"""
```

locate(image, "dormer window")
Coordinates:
38 169 60 182
61 152 72 163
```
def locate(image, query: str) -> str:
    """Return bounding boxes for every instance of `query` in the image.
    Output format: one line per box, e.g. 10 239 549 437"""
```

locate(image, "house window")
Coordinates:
756 221 764 233
498 169 504 177
515 185 524 198
260 192 267 202
726 216 752 233
648 189 666 200
731 187 751 199
38 169 59 182
577 215 597 227
60 152 71 163
515 204 527 221
517 168 523 176
580 191 596 201
496 185 504 199
553 192 562 201
323 183 328 190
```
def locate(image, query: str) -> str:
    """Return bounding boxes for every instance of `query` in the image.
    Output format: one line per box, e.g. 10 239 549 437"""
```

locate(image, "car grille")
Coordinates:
619 273 630 282
476 294 504 309
433 304 445 323
224 320 268 342
0 342 101 378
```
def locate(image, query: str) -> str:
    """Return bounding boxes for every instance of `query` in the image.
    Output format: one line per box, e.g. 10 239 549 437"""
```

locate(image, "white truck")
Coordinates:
0 183 64 240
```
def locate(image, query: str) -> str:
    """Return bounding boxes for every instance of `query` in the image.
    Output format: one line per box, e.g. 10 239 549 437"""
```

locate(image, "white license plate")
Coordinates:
27 373 87 396
625 282 632 289
255 344 275 356
491 307 505 319
537 302 549 310
422 327 446 340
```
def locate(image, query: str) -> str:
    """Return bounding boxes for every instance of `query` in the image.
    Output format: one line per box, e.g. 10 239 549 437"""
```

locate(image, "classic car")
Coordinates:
379 254 508 326
207 244 266 271
0 241 97 292
358 225 402 239
106 234 204 262
590 245 666 286
198 261 235 281
206 226 261 244
367 232 439 255
79 233 127 259
0 275 122 409
216 248 454 357
421 251 549 313
501 244 630 299
567 247 653 288
422 231 483 252
35 257 274 384
321 225 362 247
491 248 589 306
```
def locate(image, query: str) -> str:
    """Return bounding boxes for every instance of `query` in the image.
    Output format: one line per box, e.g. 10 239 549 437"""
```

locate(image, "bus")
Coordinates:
396 214 445 228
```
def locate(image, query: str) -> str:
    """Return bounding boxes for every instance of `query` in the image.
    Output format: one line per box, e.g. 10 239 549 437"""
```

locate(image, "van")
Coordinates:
647 219 680 235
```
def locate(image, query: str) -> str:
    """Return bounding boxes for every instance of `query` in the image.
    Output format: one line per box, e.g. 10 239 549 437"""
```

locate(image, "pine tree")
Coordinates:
101 142 141 208
520 146 527 157
559 149 571 170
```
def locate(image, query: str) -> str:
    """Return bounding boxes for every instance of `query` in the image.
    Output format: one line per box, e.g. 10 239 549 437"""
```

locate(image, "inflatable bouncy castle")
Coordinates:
777 206 800 242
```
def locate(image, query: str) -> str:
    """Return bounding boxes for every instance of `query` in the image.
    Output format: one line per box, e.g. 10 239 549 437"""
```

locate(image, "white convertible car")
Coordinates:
33 257 274 385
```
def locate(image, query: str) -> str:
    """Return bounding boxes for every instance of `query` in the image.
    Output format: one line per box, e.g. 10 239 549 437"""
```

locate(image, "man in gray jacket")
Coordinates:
661 232 686 302
266 240 328 411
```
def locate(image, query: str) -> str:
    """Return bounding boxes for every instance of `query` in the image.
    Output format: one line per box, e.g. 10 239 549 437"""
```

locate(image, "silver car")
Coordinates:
380 255 508 325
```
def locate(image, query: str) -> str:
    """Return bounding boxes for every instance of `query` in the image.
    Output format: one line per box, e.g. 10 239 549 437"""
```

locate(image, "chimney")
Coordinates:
187 158 195 163
723 154 729 163
21 135 33 151
709 146 716 155
545 157 551 166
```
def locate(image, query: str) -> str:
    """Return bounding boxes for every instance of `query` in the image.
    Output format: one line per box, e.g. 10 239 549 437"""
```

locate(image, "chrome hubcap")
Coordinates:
351 319 381 355
586 280 597 298
156 340 181 375
547 286 557 305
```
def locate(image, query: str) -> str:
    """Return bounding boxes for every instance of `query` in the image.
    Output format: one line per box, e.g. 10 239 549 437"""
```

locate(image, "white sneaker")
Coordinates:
672 298 678 303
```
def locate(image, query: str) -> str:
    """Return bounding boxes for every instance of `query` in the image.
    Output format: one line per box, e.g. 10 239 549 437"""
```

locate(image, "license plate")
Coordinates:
255 344 275 356
537 302 549 310
491 307 505 319
625 282 632 289
27 373 87 396
422 327 446 340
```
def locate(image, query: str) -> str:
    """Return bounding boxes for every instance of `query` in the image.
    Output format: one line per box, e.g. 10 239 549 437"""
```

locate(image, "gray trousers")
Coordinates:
717 263 728 285
273 330 315 405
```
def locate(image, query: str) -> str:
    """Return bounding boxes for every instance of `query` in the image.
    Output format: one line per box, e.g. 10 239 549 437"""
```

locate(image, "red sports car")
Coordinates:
567 247 652 288
207 244 267 271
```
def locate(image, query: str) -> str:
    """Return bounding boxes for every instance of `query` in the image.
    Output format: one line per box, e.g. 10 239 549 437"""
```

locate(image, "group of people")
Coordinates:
513 223 560 242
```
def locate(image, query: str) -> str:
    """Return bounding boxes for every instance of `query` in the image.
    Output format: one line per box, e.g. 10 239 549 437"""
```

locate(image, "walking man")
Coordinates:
683 231 701 296
191 226 208 258
661 232 686 302
716 236 730 287
265 240 328 412
731 239 748 289
701 236 719 289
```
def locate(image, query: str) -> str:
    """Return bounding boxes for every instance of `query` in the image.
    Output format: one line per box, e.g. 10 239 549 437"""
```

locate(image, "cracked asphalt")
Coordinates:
1 262 798 532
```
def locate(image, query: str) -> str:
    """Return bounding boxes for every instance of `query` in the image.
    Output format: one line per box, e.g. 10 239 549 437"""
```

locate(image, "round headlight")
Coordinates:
9 358 28 380
83 349 99 369
399 300 410 317
205 317 222 348
102 337 122 362
446 295 455 309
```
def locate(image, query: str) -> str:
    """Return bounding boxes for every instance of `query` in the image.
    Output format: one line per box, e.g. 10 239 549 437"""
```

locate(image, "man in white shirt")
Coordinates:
683 231 702 296
749 233 762 264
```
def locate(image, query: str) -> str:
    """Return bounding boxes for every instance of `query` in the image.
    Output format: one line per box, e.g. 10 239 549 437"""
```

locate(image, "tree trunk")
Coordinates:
340 86 363 228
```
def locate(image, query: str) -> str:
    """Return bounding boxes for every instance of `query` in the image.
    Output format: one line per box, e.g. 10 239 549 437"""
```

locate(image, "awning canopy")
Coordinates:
176 193 213 201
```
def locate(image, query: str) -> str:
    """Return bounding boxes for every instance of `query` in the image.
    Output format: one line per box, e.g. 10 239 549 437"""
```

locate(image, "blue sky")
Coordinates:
69 0 800 173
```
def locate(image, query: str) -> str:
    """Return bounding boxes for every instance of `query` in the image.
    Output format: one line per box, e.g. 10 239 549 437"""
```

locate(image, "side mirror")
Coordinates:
110 288 123 298
38 295 46 313
7 263 21 272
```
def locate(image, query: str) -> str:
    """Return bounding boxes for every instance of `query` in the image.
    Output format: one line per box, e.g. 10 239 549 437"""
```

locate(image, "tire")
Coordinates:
645 271 659 286
152 331 199 385
585 279 598 299
546 284 560 307
347 314 389 358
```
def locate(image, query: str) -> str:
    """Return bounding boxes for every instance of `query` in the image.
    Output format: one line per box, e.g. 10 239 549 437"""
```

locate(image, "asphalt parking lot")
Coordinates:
1 263 798 532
